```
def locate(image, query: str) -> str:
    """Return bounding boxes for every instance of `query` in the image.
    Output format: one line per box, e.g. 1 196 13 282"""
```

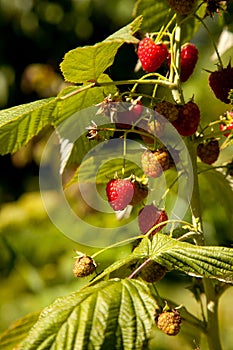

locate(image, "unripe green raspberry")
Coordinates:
73 255 97 277
157 309 181 336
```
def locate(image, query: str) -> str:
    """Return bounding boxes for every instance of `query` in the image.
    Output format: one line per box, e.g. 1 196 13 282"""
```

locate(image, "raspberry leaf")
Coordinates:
60 16 142 84
0 312 40 350
20 279 156 350
135 235 233 283
0 98 57 155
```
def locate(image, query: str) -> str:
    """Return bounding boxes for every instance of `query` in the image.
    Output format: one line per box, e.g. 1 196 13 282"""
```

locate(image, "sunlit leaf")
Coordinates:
20 279 156 350
135 235 233 283
0 312 40 350
60 16 142 84
0 98 56 155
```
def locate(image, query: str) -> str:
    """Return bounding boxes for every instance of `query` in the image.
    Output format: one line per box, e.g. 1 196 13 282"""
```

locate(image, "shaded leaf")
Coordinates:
0 312 40 350
60 16 142 84
0 98 56 155
20 279 156 350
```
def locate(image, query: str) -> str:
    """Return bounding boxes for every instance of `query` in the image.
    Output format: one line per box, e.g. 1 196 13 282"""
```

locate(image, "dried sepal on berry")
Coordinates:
73 254 97 278
156 309 181 336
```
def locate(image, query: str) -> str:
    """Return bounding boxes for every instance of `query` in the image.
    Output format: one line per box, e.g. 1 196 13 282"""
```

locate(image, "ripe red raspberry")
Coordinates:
116 101 143 128
73 255 97 277
141 148 174 178
106 178 134 211
172 101 200 136
137 38 168 73
155 100 179 122
219 111 233 136
209 63 233 104
138 204 168 235
157 309 181 336
139 260 167 283
129 180 148 206
168 0 196 15
180 43 198 82
197 138 220 165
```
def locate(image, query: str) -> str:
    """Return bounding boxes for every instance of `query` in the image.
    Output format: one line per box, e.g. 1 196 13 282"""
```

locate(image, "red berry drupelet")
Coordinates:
209 63 233 104
106 178 134 211
180 43 198 82
138 204 168 235
137 38 168 73
172 101 200 136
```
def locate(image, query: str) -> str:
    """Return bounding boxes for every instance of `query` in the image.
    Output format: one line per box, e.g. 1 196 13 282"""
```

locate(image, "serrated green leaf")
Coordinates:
0 98 56 155
20 279 156 350
135 234 233 283
60 16 142 84
133 0 204 44
0 312 40 350
55 75 117 126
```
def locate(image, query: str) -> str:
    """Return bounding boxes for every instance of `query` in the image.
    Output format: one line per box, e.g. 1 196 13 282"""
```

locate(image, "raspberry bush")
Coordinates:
0 1 233 350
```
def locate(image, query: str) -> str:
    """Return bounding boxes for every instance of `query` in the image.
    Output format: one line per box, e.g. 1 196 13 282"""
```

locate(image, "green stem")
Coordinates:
59 79 177 100
186 138 222 350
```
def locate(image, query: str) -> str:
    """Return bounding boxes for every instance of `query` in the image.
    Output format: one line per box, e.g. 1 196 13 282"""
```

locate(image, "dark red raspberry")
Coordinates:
197 138 220 165
73 255 97 277
141 148 174 178
180 43 198 82
138 204 168 235
157 309 181 336
137 38 168 72
129 180 148 206
116 101 143 128
106 178 134 211
209 63 233 104
172 101 200 136
168 0 196 15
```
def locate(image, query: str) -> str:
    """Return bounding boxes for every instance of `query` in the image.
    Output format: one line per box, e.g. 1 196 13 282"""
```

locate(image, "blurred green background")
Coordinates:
0 1 233 349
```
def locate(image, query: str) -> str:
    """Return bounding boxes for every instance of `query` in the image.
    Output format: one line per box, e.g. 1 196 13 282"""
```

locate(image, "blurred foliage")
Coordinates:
0 1 233 348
